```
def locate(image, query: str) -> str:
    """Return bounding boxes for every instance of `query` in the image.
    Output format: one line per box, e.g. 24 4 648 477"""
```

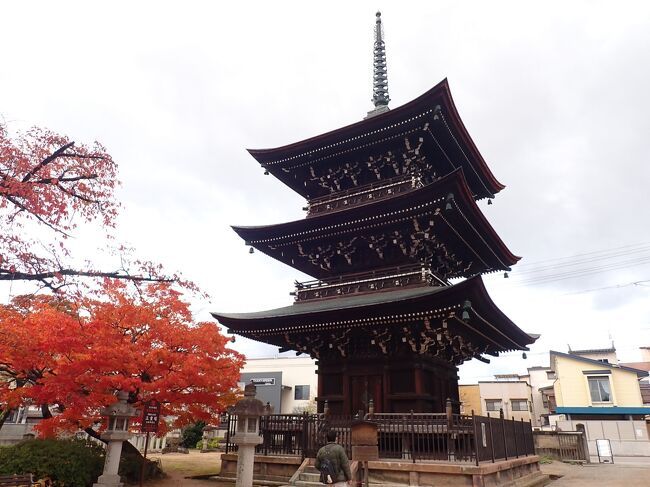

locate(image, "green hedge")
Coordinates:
0 439 104 487
195 437 222 449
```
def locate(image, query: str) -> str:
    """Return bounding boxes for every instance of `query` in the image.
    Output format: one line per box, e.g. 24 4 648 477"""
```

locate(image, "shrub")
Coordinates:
181 421 206 448
0 439 104 486
194 437 221 450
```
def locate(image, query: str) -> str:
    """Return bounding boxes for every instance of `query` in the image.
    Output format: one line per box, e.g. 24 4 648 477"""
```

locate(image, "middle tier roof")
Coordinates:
233 169 519 280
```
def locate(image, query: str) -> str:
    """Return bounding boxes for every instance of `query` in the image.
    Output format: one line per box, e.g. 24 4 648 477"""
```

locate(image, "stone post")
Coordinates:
231 382 265 487
201 426 209 452
93 391 138 487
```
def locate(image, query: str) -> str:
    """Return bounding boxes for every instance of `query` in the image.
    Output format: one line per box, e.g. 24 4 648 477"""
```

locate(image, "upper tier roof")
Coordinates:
248 79 504 200
233 169 519 279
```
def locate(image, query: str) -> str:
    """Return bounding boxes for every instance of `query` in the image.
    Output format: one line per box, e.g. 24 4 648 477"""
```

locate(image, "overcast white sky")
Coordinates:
2 1 650 383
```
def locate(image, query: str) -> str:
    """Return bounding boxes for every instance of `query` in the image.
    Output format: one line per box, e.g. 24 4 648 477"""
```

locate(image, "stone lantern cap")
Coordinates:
99 390 138 418
232 382 265 416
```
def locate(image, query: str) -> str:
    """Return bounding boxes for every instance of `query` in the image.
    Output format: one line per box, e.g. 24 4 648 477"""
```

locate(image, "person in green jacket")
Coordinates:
315 430 353 486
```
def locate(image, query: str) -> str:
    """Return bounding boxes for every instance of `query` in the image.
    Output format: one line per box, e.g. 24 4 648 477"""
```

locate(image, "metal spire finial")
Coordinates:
366 11 390 119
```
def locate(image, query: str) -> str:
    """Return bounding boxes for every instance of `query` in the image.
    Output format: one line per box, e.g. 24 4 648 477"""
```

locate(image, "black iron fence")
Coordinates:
473 414 535 463
224 411 535 465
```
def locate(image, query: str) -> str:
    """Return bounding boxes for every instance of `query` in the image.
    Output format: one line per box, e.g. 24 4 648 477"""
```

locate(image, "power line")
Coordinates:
513 255 650 286
561 280 650 296
514 245 650 276
515 242 650 268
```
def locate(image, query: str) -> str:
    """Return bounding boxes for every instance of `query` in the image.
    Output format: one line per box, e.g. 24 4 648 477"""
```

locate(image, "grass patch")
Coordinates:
538 455 554 464
152 452 222 477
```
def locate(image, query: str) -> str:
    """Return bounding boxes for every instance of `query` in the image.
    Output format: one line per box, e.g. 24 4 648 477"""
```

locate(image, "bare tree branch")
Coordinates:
21 142 75 182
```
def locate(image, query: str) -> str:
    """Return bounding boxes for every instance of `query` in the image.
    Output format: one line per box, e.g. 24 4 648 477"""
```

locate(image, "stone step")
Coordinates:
293 478 409 487
298 472 320 482
513 471 550 487
293 483 409 487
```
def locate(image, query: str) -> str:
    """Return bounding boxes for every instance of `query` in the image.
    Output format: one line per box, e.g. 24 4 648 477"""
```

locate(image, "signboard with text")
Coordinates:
141 400 161 433
596 439 613 463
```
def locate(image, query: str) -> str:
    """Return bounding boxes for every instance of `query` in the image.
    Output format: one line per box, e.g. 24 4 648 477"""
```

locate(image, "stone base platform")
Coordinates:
219 453 549 487
360 456 548 487
220 453 302 484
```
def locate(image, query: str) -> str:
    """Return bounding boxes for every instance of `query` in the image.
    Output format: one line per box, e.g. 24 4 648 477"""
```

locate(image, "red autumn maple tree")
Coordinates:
0 123 180 292
0 280 244 435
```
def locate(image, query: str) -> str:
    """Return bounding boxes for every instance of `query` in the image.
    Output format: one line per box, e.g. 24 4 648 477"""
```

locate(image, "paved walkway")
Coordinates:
542 461 650 486
147 452 650 486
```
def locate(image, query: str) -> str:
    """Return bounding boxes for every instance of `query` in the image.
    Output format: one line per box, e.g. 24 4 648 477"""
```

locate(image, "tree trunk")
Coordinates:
0 409 10 431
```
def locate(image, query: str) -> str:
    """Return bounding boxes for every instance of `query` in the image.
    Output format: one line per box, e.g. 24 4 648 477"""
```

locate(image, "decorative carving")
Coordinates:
366 151 395 180
297 243 336 271
402 326 419 353
291 215 472 292
330 329 351 357
371 328 392 355
282 332 325 359
271 316 491 365
335 237 358 265
305 137 433 198
308 166 342 193
366 234 388 259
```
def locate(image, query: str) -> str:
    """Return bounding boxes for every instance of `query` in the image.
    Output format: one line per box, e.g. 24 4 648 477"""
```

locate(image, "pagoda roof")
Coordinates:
216 285 442 321
233 169 519 279
248 79 504 200
212 275 537 353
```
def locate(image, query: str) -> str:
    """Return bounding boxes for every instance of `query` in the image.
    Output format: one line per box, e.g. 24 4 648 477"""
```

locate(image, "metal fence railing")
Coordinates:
533 431 588 462
224 410 535 465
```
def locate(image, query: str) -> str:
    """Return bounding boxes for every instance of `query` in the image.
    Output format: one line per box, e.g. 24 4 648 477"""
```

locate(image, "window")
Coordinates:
588 376 612 403
511 399 528 411
5 408 20 424
294 385 310 400
546 371 556 380
485 399 502 412
542 395 549 409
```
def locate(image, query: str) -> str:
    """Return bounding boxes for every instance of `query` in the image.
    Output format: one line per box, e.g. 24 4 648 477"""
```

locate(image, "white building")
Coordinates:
477 379 534 422
526 366 556 426
240 356 318 414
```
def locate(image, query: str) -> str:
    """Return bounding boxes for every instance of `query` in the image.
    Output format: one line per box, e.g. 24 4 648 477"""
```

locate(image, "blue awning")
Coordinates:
556 407 650 415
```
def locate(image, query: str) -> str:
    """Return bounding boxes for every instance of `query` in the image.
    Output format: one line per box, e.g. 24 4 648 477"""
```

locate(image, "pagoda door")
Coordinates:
350 374 382 416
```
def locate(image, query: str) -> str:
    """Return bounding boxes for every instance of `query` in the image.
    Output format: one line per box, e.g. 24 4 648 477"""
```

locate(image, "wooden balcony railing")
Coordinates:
292 264 447 302
306 175 423 217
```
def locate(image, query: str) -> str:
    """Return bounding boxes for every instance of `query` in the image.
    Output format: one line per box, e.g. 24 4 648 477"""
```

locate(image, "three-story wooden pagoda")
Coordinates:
213 13 537 415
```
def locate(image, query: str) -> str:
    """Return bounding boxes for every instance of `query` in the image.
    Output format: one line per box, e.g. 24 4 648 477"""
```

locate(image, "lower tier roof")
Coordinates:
212 276 538 365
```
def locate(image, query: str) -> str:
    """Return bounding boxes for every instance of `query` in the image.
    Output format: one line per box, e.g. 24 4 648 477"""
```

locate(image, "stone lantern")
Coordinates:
93 391 138 487
231 382 265 487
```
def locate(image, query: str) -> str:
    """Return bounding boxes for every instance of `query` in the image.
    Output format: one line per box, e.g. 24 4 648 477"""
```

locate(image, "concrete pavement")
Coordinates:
541 461 650 486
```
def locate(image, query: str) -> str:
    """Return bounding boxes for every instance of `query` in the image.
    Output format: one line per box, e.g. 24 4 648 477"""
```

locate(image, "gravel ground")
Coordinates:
144 450 228 487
